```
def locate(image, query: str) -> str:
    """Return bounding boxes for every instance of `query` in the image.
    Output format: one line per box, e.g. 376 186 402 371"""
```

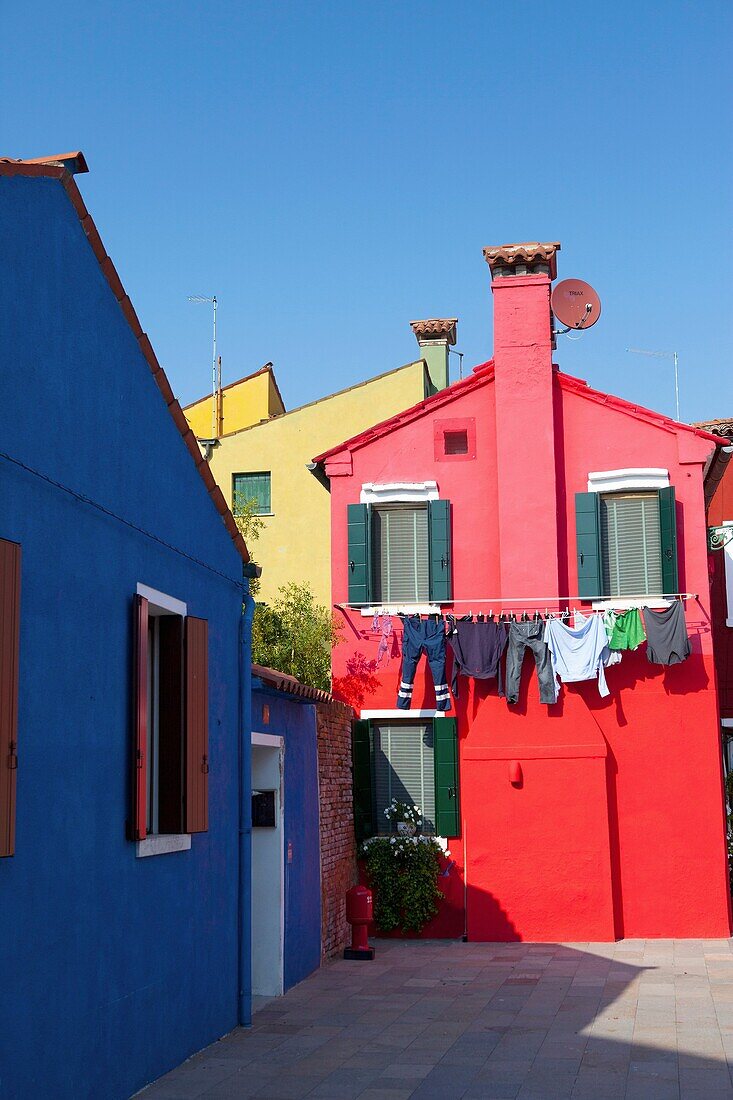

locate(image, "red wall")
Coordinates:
327 277 731 943
709 460 733 719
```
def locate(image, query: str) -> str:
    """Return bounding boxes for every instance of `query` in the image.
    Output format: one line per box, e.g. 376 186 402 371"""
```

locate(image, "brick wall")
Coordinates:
316 699 357 958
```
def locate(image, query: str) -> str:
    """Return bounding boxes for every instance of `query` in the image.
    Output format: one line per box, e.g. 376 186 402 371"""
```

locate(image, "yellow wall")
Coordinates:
184 366 285 438
208 361 428 607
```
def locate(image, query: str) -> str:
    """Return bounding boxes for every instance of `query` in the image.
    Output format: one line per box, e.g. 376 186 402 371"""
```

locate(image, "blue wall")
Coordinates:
252 688 321 991
0 175 250 1099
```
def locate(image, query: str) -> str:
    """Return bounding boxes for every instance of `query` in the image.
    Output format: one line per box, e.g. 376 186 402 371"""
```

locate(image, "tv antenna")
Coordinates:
188 295 220 436
626 347 680 421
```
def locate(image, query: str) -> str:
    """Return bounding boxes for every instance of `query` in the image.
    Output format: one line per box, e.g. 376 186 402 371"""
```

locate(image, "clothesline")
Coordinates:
348 593 699 617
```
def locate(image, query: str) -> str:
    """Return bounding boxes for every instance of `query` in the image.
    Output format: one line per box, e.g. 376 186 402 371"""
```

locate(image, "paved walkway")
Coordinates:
141 938 733 1099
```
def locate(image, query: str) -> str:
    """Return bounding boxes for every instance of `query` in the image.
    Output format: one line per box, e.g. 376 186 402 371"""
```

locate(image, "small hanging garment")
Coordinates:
544 613 610 698
448 620 508 699
397 616 451 711
375 615 394 667
642 602 690 666
607 608 646 651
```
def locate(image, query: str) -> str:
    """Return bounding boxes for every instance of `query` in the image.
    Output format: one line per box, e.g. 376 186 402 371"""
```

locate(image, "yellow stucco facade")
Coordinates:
183 364 285 439
197 361 428 606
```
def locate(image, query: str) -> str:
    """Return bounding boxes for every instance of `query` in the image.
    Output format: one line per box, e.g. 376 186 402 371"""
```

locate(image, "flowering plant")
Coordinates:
383 799 422 830
359 832 445 933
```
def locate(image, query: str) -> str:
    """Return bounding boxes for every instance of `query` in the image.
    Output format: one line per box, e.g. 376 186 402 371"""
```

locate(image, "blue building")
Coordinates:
0 153 254 1099
250 667 327 999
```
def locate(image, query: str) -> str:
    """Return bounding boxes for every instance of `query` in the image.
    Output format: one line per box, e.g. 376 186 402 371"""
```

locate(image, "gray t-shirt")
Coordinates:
642 602 690 666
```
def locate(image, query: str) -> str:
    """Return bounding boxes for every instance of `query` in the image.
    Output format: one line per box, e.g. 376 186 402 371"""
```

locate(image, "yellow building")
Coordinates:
183 363 285 439
184 320 456 606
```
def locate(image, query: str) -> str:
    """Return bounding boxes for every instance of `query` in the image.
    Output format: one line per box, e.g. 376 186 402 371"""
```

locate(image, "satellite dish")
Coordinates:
551 279 602 330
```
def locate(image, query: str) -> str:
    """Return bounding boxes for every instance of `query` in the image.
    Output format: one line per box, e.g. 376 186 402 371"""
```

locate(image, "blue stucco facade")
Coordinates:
0 174 251 1099
252 687 322 991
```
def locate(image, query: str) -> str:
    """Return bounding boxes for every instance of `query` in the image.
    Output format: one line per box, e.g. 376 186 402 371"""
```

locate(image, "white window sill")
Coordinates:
360 604 441 617
361 709 444 719
136 834 191 858
591 597 670 611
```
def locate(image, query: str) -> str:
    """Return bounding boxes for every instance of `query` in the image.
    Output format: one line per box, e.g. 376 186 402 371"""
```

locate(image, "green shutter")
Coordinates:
433 716 459 838
576 492 602 599
428 499 452 603
658 486 679 595
352 720 374 841
347 504 371 605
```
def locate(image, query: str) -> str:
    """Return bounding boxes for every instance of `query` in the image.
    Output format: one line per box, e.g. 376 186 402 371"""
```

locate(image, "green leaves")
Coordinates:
360 836 444 934
252 582 343 692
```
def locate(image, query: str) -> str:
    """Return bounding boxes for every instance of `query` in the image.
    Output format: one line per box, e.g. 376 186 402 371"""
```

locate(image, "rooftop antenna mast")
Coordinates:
626 347 680 421
188 295 219 436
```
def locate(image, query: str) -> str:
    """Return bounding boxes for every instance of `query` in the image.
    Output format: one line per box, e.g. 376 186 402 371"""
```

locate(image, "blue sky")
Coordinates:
4 2 731 421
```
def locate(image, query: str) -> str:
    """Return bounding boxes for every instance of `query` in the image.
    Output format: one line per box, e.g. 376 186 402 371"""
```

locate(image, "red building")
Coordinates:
697 417 733 769
312 242 732 942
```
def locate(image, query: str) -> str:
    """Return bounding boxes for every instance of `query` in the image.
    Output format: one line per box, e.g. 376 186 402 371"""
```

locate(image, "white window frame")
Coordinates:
586 470 671 610
359 482 440 616
135 583 190 858
720 522 733 627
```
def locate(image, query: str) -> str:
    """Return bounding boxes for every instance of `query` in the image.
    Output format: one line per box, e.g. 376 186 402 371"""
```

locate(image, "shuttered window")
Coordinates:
600 492 663 597
373 722 436 834
129 593 209 840
0 539 21 858
372 505 429 604
233 472 271 516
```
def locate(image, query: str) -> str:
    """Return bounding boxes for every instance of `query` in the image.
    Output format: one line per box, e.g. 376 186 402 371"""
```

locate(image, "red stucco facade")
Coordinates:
317 251 732 942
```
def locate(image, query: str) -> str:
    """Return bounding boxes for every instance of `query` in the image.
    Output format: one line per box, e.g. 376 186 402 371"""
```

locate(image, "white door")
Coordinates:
251 737 284 997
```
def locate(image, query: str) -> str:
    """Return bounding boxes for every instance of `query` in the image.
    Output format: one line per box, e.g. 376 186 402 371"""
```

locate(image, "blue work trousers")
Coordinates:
397 616 451 711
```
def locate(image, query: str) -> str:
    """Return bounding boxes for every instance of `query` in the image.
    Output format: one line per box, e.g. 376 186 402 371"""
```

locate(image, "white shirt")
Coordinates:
544 613 610 698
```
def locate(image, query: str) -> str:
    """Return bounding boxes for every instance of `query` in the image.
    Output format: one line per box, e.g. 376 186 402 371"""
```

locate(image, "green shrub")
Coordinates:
360 835 444 934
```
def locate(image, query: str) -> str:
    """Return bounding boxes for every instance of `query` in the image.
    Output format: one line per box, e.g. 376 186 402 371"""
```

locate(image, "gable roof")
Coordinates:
0 153 249 564
312 362 727 466
216 357 428 441
183 362 285 417
694 417 733 440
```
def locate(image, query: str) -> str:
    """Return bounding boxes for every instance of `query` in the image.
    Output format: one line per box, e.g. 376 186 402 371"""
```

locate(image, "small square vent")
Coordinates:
444 430 469 456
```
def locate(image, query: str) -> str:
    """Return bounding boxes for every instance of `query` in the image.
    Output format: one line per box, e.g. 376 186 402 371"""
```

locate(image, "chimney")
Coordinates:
410 318 457 395
483 242 562 601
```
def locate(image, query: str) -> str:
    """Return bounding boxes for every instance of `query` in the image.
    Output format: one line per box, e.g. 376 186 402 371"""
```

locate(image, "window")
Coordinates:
575 485 678 600
347 499 452 606
352 716 459 839
600 493 662 597
233 472 271 516
372 504 429 604
373 722 436 834
130 589 209 844
444 430 468 456
0 538 21 858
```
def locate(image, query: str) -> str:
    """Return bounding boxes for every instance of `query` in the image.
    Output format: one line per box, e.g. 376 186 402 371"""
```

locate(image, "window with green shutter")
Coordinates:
575 487 679 599
354 718 461 840
232 472 271 516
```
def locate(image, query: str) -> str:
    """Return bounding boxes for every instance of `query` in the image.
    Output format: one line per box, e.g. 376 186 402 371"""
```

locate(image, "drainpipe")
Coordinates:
238 585 255 1026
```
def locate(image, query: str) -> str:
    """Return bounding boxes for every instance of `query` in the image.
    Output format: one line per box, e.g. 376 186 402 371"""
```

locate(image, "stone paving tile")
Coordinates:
139 938 733 1100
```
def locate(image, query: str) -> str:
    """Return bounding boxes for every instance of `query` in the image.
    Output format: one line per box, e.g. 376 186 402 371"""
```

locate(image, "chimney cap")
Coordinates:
410 318 458 346
483 241 561 281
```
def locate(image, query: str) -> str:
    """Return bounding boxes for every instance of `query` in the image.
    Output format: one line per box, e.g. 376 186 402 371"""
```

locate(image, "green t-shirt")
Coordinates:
608 608 646 651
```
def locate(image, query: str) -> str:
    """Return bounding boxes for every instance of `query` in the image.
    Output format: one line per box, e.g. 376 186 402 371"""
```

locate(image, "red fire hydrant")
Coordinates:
344 885 375 960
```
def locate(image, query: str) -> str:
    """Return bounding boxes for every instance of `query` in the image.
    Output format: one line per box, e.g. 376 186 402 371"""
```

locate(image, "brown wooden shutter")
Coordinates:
129 594 148 841
0 539 21 858
185 616 209 833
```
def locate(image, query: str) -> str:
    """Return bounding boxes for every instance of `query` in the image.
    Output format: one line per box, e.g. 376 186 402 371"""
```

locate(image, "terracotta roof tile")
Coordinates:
252 664 339 704
0 153 249 565
410 318 458 344
483 241 561 279
2 151 88 174
694 418 733 439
